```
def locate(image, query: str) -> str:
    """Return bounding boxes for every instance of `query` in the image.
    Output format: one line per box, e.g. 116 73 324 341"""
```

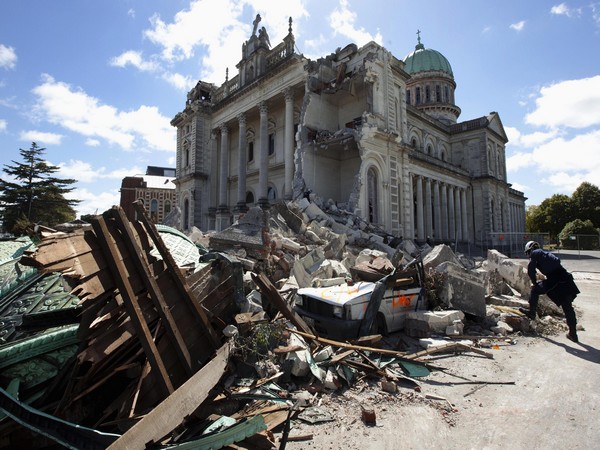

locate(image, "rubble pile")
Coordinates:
0 198 573 449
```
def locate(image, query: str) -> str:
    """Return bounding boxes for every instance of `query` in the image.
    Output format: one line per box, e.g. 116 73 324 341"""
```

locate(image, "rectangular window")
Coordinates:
268 133 275 156
248 141 254 162
416 87 421 104
436 85 441 102
406 90 411 105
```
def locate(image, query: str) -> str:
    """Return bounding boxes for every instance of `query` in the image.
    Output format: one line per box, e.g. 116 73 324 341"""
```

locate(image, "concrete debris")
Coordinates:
435 262 487 317
1 197 570 449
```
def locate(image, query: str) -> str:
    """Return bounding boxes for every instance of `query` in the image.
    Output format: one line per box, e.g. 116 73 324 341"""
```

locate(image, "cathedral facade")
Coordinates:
171 16 526 248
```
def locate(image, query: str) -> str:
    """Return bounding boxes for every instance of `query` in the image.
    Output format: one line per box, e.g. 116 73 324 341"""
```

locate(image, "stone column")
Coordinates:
425 177 433 240
235 114 248 214
448 185 455 241
218 125 229 208
461 188 468 241
433 180 441 241
416 176 424 241
216 124 230 231
258 102 269 207
455 187 462 241
283 89 294 200
441 183 448 241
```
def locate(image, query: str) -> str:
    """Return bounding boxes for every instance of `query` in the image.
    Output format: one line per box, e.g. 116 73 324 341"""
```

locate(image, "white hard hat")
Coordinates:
524 241 539 254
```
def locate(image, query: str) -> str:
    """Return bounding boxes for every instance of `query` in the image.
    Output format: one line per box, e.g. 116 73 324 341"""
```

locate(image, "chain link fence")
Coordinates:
485 232 550 258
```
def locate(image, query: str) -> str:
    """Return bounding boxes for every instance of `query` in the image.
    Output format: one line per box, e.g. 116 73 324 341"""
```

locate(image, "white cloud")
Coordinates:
19 130 63 146
68 187 121 217
144 0 246 65
141 0 308 84
0 44 17 69
57 159 144 183
0 119 6 132
525 76 600 129
550 3 581 17
85 138 100 147
505 126 559 148
508 129 600 186
162 72 196 91
127 8 135 18
542 171 593 195
531 130 600 172
510 20 526 31
110 51 158 71
31 74 175 152
328 0 382 46
506 151 534 172
509 181 528 193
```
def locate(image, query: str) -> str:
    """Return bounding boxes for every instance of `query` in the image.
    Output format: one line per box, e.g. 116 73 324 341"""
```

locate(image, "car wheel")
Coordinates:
374 313 389 336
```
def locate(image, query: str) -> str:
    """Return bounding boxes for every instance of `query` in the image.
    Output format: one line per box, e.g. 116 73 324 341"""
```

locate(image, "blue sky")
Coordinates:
1 0 600 217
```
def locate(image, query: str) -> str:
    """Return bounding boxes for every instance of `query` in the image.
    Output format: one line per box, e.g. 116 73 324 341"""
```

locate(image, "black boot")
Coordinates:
519 307 536 320
566 332 579 343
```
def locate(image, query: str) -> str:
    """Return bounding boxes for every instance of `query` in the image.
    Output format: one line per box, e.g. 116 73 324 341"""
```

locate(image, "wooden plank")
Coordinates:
91 214 174 397
251 272 314 336
133 200 220 349
110 207 193 376
107 341 232 450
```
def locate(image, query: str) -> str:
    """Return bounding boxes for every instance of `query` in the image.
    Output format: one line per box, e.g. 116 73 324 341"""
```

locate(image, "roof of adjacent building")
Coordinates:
403 38 453 77
140 175 176 190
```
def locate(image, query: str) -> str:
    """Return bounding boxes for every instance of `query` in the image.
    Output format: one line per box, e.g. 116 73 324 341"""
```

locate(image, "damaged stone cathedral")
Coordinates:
171 15 527 248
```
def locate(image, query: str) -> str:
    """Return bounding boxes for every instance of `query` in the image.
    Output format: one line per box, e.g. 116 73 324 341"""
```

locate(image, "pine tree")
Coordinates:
0 142 80 234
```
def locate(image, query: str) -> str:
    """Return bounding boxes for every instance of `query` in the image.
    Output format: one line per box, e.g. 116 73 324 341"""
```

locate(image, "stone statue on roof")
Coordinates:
252 14 261 36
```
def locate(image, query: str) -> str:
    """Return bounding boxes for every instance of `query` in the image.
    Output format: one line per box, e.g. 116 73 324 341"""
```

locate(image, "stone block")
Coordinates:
323 233 347 260
490 320 513 335
436 262 486 317
304 202 328 221
485 250 531 298
406 310 465 334
423 244 461 271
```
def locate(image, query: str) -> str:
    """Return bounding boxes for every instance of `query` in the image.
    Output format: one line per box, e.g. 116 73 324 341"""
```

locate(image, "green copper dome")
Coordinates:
403 36 453 77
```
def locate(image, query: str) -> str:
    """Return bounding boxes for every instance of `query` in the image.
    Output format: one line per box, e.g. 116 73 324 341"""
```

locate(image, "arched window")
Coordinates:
183 198 190 231
246 191 255 205
165 200 171 215
367 167 378 224
150 199 158 222
411 138 417 148
268 119 276 156
183 141 190 167
426 144 433 155
267 186 277 203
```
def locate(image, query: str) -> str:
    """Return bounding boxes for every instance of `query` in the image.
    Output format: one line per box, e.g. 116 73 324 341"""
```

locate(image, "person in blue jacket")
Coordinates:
520 241 580 342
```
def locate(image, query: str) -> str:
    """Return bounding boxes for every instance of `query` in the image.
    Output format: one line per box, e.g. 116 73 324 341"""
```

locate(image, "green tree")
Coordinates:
0 142 80 234
559 219 599 250
571 181 600 228
526 194 574 239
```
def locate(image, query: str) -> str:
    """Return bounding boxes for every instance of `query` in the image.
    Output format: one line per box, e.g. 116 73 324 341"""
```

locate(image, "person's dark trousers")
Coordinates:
528 281 548 314
530 280 578 336
561 300 577 336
